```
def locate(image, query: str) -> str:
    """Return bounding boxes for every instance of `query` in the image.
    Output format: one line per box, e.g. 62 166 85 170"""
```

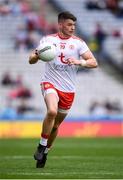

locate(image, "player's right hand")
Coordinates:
67 57 81 65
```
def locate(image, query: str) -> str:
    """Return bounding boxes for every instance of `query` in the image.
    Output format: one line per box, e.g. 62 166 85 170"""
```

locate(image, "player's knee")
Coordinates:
47 109 57 118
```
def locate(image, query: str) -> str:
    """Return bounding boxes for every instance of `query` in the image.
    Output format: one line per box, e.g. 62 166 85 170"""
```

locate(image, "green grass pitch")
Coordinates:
0 137 123 179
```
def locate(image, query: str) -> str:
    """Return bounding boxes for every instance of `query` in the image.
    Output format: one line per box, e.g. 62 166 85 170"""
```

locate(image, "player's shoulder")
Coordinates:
72 35 84 43
39 33 58 44
46 33 58 38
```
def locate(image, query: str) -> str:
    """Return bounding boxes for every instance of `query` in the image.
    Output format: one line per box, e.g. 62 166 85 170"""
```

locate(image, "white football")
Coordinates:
37 42 56 62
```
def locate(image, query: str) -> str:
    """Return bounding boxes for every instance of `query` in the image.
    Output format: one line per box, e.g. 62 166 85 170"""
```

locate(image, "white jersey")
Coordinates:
38 33 89 92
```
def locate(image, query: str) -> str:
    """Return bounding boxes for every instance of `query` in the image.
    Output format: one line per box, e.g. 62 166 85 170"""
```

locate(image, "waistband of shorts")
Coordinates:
40 81 75 93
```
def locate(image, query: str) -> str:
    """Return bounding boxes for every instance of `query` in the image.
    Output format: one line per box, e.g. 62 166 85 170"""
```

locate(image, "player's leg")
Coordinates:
45 90 75 153
35 87 75 168
37 111 67 168
34 92 58 163
47 111 67 148
41 93 58 136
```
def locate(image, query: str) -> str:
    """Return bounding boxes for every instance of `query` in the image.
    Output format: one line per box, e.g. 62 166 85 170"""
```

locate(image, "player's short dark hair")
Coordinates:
58 11 77 22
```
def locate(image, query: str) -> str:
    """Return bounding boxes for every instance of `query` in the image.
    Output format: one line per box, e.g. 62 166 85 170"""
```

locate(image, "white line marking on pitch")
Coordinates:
6 171 121 176
1 155 122 160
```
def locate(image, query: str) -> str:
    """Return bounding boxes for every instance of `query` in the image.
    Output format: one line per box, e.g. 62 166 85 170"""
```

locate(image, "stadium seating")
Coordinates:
0 0 123 118
52 0 123 70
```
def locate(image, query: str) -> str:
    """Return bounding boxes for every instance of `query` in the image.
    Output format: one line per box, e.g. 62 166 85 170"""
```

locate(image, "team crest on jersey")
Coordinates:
69 45 74 49
44 83 50 88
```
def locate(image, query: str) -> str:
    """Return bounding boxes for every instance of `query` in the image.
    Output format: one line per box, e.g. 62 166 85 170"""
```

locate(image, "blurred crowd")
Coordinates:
85 0 123 18
84 0 123 68
0 0 122 60
0 0 123 118
0 0 57 51
89 99 122 116
0 72 41 118
0 0 57 118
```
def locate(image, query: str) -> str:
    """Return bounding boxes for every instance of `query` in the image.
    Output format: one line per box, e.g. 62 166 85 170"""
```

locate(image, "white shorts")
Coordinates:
41 82 75 113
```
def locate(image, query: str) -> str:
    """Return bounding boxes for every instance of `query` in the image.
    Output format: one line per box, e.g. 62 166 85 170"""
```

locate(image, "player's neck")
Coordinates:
58 32 71 40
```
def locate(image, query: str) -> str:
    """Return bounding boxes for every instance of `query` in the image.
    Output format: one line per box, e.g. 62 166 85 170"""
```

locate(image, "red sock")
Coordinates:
41 133 49 139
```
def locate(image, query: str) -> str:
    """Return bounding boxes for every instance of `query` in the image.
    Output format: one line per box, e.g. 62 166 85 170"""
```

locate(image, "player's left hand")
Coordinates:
67 57 81 65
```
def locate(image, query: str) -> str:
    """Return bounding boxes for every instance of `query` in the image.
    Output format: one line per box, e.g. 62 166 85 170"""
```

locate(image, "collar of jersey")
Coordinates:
57 33 71 40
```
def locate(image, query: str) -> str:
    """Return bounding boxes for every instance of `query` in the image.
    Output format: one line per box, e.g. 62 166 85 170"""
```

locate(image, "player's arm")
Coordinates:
67 50 98 68
80 50 98 68
29 49 39 64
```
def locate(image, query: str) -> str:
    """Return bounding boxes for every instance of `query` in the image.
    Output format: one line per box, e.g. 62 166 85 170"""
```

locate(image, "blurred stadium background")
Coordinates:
0 0 123 138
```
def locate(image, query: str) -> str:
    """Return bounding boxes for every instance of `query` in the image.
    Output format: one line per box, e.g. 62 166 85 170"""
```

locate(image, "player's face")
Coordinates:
59 19 76 37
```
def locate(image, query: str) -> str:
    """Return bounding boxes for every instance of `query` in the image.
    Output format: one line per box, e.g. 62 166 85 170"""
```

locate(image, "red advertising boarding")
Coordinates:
0 120 123 138
58 121 123 137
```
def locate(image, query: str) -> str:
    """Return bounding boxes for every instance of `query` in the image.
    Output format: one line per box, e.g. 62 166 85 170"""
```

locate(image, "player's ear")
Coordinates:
58 22 62 29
